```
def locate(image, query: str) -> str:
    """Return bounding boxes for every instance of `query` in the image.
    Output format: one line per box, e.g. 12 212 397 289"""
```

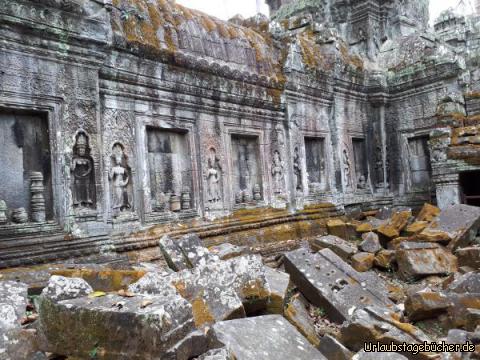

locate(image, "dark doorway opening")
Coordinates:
460 171 480 207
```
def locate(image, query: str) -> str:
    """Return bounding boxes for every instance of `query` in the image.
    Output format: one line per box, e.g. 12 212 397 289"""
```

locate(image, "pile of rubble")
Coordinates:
1 204 480 359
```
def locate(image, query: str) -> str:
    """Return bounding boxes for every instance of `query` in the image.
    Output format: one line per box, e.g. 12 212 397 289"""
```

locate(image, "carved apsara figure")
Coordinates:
293 147 303 192
72 132 95 208
206 148 222 203
110 143 131 214
271 150 284 194
342 148 352 190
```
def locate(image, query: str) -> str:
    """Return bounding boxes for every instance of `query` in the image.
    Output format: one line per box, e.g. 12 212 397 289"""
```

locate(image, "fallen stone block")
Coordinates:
178 234 218 268
284 248 395 323
446 293 480 329
378 210 412 240
465 308 480 331
456 246 480 269
352 252 375 272
374 250 396 270
37 292 195 359
340 306 432 359
209 243 249 260
318 334 353 360
159 235 190 271
356 222 373 233
421 204 480 249
264 266 290 314
327 219 348 239
404 289 452 321
360 232 382 254
209 315 326 359
41 275 93 302
405 221 429 236
165 329 210 360
396 242 457 280
416 203 441 222
416 228 452 243
130 255 269 327
284 293 321 348
311 235 358 260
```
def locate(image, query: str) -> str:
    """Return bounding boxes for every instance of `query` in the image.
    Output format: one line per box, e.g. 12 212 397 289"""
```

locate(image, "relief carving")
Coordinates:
72 132 95 209
342 147 353 190
110 143 132 216
206 148 222 203
272 150 285 195
293 146 303 192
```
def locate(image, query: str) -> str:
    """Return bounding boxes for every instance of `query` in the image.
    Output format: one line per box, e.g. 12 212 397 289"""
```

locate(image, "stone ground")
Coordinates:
1 203 480 359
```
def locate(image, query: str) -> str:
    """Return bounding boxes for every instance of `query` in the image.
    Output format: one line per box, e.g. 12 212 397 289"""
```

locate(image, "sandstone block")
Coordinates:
37 293 195 359
416 203 441 222
456 246 480 269
352 252 375 272
284 293 321 348
404 289 452 321
318 334 353 360
405 221 429 235
446 272 480 293
264 266 290 314
311 235 358 260
327 219 348 239
209 243 249 260
41 275 93 302
284 248 394 323
356 222 373 233
396 242 457 280
374 250 396 269
360 232 382 253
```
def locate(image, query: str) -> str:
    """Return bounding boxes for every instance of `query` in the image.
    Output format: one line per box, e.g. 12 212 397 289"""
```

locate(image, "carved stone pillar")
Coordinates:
30 171 46 223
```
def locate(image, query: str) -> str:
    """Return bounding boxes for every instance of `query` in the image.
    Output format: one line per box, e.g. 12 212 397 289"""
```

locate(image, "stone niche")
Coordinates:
304 137 328 194
147 127 193 212
407 136 432 191
231 135 263 205
0 110 53 223
352 138 368 191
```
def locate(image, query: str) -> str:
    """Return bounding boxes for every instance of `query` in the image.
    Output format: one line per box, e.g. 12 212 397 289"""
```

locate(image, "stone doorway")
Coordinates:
460 170 480 207
407 136 432 191
304 137 327 193
0 110 53 221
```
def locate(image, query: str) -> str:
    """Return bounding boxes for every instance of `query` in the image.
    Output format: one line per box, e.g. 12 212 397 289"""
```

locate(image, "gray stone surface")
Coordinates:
209 243 250 260
41 275 93 301
284 248 395 323
311 235 358 260
264 266 290 314
318 334 353 360
285 293 321 348
360 232 382 254
446 271 480 293
456 247 480 270
210 315 326 359
396 242 457 280
37 292 195 359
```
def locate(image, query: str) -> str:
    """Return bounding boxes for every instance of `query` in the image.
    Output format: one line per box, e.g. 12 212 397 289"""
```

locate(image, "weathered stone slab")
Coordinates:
37 292 195 359
264 266 290 314
318 334 353 360
446 272 480 293
422 205 480 249
284 293 321 348
359 232 382 254
41 275 93 302
209 243 249 260
311 235 358 260
327 219 348 239
284 248 395 323
396 242 457 280
130 255 269 327
178 234 218 268
374 250 396 269
159 235 190 271
404 289 452 321
377 210 412 239
210 315 326 359
416 203 441 222
340 306 432 359
195 348 234 360
446 293 480 329
405 221 429 236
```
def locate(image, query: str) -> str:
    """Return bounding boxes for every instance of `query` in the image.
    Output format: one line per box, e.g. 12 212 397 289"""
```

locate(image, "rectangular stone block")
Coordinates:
210 315 326 359
284 248 395 323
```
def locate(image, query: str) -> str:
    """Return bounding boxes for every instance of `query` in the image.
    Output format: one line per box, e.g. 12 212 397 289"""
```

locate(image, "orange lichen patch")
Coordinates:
172 280 187 298
356 222 373 233
416 203 440 222
191 296 216 327
416 228 452 243
240 279 270 300
377 224 400 239
50 269 146 292
405 221 429 235
298 30 327 70
465 91 480 99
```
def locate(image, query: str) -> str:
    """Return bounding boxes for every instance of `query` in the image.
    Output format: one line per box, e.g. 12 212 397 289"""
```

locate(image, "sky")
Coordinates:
175 0 474 24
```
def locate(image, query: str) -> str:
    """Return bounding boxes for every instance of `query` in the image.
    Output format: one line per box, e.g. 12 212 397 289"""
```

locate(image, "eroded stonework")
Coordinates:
0 0 479 267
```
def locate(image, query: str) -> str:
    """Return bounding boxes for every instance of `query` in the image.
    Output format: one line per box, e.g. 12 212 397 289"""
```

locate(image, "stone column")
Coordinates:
30 171 46 223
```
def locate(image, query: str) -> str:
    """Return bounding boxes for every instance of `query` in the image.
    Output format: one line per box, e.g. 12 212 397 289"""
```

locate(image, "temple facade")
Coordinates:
0 0 479 267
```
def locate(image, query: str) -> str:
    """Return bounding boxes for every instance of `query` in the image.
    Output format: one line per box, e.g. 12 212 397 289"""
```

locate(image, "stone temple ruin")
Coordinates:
1 0 480 359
